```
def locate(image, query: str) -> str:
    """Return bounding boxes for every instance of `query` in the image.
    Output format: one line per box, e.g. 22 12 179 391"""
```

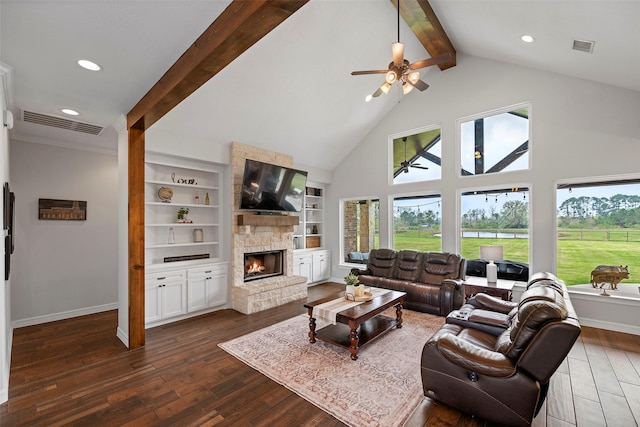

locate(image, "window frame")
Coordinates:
388 124 443 186
390 192 443 252
339 196 381 267
456 102 532 179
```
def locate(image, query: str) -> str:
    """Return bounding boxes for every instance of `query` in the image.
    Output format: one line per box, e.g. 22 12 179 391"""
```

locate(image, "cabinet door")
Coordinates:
188 275 208 312
145 284 163 324
294 255 312 283
207 271 228 307
312 251 331 282
162 280 188 319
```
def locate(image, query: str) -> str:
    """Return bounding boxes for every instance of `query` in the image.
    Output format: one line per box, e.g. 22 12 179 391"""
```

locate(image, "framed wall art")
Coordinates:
38 198 87 221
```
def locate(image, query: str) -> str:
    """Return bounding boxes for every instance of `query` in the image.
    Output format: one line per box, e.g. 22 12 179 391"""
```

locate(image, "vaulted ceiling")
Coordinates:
2 1 639 171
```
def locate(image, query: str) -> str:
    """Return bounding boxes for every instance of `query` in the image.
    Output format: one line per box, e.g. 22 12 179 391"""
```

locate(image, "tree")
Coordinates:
500 200 529 228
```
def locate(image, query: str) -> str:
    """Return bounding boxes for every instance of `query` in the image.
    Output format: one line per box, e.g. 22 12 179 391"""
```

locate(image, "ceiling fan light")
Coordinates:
380 82 392 94
402 81 414 95
408 71 420 84
385 71 397 84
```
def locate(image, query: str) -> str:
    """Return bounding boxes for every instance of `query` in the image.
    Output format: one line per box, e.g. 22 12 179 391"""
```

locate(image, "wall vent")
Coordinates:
21 110 104 135
572 39 595 54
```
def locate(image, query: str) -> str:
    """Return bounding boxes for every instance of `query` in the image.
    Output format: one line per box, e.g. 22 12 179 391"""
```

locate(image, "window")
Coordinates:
392 127 442 184
460 106 530 176
460 188 530 265
393 195 442 251
557 179 640 286
342 198 379 264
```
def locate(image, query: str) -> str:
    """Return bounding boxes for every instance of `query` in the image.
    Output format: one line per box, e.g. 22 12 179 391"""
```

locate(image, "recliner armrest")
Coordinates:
437 333 516 377
350 268 368 276
471 293 518 314
442 278 463 289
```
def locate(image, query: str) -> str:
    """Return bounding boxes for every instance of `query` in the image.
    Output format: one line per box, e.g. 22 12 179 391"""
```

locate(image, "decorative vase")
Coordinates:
346 285 355 297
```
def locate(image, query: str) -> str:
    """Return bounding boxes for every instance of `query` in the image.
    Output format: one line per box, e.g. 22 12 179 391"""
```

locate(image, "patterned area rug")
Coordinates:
219 309 445 427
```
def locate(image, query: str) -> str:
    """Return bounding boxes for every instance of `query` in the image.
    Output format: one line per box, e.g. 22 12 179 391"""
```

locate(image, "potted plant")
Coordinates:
177 207 190 223
344 273 360 297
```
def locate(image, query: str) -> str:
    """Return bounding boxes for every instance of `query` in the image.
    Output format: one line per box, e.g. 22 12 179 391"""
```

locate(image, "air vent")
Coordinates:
572 39 595 54
21 110 104 135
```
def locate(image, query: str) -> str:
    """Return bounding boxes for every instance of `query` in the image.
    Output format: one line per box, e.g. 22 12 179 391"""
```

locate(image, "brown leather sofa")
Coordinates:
351 248 466 316
421 273 581 426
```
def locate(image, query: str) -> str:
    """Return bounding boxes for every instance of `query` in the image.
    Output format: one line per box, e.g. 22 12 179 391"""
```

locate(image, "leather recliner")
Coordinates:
421 274 581 426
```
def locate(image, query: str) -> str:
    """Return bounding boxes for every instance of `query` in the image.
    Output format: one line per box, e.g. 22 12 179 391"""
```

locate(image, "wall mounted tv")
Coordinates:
239 159 307 213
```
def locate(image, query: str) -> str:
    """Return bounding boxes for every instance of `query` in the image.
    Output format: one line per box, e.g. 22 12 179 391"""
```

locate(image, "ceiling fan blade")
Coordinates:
410 78 430 91
392 42 404 67
372 86 384 98
408 53 452 70
351 69 389 76
411 165 429 170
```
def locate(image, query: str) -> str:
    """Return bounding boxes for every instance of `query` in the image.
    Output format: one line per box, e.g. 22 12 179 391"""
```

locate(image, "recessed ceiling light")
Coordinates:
521 35 535 43
77 59 102 71
61 109 80 116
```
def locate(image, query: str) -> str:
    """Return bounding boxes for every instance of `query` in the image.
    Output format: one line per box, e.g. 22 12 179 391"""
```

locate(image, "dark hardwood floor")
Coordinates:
1 282 639 426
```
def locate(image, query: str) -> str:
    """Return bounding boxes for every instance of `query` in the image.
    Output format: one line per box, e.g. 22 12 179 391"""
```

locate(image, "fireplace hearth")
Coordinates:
244 250 284 282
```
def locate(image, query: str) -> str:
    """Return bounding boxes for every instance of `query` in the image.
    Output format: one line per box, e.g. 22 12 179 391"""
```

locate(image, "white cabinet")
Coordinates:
145 153 223 267
294 250 330 284
146 262 228 327
187 264 228 312
145 270 187 324
312 250 331 283
293 254 312 283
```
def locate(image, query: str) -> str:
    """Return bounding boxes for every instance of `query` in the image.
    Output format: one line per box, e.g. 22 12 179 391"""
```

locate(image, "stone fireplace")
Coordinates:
244 250 284 282
230 142 308 314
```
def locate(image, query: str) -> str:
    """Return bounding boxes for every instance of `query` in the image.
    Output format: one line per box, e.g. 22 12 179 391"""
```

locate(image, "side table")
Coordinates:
463 276 515 301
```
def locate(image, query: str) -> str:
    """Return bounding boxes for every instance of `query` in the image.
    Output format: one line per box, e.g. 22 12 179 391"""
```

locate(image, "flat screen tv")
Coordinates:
239 159 307 212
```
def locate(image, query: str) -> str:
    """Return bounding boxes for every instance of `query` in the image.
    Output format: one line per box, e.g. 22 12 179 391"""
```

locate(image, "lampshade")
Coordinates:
402 81 414 95
385 71 397 84
380 82 392 94
480 245 503 262
407 71 420 84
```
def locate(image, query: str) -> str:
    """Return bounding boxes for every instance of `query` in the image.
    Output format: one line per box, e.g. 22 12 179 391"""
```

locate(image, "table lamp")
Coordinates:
480 245 504 283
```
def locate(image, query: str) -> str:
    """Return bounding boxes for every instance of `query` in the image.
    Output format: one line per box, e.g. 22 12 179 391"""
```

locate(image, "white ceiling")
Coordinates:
2 1 639 171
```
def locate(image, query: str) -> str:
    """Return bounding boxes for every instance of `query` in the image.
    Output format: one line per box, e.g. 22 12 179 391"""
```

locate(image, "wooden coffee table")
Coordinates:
304 290 405 360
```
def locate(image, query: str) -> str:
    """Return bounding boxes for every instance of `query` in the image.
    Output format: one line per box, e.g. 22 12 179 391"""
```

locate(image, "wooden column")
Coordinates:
128 124 145 349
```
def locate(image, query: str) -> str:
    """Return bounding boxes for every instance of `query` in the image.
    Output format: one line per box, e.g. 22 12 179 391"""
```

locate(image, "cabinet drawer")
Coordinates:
188 264 227 278
146 270 185 283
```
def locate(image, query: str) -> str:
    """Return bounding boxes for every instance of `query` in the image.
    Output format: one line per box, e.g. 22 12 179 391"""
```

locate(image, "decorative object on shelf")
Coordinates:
157 186 173 203
38 198 87 221
480 245 503 283
171 172 176 183
293 236 300 249
590 265 629 296
205 192 210 205
177 207 191 223
195 191 200 204
315 188 321 196
312 224 318 234
344 273 360 298
193 228 203 243
168 227 175 244
306 226 311 234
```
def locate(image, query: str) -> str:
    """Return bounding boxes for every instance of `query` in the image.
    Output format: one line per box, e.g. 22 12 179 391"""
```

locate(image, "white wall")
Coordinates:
9 139 119 326
0 62 13 404
328 54 640 286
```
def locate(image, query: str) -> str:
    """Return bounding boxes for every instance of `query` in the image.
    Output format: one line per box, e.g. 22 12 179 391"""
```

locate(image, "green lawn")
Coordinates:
392 230 639 285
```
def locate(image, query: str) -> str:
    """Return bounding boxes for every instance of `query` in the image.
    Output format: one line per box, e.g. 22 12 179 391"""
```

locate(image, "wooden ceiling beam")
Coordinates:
394 0 456 70
127 0 309 130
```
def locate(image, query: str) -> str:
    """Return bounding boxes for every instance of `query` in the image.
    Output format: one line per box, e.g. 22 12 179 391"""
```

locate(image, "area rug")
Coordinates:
218 309 444 427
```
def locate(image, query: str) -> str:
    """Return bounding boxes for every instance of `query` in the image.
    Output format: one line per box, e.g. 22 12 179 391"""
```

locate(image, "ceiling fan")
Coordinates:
397 137 429 173
351 0 452 98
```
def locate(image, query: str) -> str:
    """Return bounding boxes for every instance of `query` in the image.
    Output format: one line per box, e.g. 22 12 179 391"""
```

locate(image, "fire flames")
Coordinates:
247 261 266 275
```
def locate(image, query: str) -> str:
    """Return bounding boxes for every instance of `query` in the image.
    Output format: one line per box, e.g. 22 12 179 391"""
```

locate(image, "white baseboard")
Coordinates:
116 326 129 348
11 302 119 329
